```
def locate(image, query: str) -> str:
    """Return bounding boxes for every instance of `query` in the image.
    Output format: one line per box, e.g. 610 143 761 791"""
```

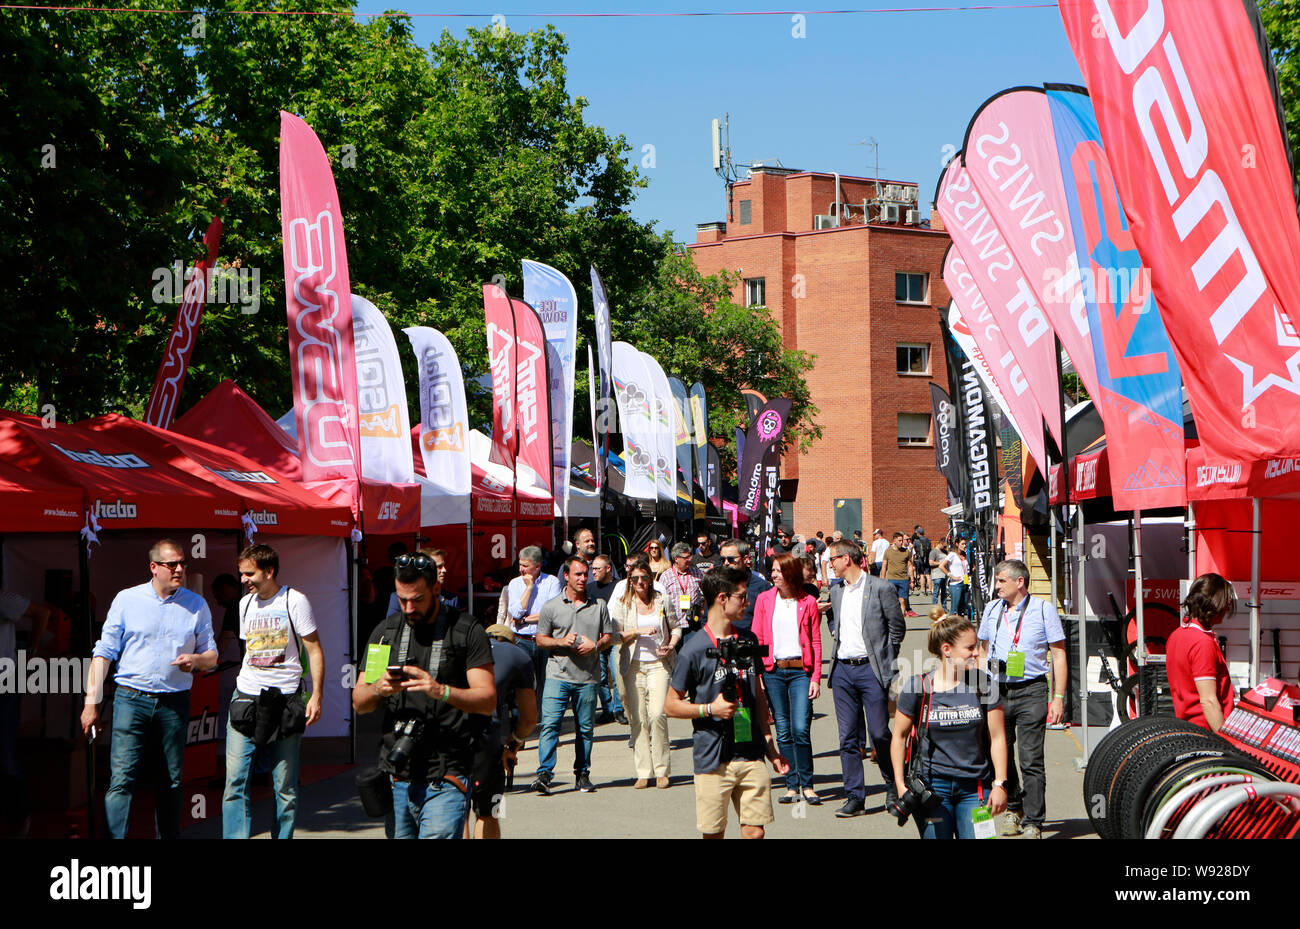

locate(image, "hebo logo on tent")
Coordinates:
51 443 149 469
93 499 138 520
206 466 275 484
248 510 278 526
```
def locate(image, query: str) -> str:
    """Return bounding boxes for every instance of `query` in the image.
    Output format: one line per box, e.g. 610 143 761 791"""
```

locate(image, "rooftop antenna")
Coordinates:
713 114 741 224
857 137 881 198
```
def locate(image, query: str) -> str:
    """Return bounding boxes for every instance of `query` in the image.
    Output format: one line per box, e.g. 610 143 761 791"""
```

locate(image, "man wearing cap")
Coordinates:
469 624 537 838
81 539 218 839
869 530 889 578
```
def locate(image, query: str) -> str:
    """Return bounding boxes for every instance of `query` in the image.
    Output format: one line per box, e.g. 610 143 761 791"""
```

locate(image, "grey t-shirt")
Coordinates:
669 629 765 775
896 671 1001 781
537 594 616 684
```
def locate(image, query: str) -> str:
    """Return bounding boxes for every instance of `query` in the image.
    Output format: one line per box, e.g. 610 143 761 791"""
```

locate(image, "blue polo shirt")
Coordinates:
94 582 216 693
977 595 1064 684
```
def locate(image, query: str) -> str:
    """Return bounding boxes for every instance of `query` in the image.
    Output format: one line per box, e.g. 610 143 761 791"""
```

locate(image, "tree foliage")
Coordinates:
0 3 817 469
1261 0 1300 184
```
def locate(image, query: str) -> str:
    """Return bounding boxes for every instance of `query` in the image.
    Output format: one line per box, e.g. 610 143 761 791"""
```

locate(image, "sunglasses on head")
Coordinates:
395 552 439 572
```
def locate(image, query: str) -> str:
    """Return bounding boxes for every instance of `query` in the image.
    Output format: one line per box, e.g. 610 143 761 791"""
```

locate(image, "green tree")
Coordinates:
1261 0 1300 183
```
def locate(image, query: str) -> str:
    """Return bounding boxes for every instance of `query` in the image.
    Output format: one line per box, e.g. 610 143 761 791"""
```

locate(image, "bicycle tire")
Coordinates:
1116 738 1244 839
1141 757 1274 839
1084 716 1203 838
1099 719 1218 839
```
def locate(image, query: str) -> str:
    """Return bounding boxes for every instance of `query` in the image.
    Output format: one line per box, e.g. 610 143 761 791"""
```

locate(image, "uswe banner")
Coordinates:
279 111 361 486
145 213 223 429
1060 0 1300 464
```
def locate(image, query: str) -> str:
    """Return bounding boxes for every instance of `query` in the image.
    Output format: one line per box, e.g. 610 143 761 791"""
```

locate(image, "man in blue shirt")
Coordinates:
81 539 217 839
717 539 772 632
505 545 562 700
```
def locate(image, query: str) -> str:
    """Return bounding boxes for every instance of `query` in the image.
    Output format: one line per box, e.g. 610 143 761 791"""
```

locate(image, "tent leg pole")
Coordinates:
1049 503 1057 611
466 521 474 617
1187 500 1196 580
1251 497 1262 688
349 537 358 766
1078 506 1089 765
1135 510 1146 668
80 531 96 840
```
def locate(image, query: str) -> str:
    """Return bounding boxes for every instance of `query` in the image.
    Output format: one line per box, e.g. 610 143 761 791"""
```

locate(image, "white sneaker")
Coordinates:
1000 810 1023 836
1022 823 1042 839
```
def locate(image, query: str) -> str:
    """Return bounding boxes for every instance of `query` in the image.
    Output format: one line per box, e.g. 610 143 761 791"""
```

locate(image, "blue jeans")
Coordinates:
515 637 546 701
105 687 190 839
933 576 949 610
222 707 303 839
385 777 469 839
916 774 987 839
598 648 623 716
537 680 597 778
763 667 814 791
949 582 968 618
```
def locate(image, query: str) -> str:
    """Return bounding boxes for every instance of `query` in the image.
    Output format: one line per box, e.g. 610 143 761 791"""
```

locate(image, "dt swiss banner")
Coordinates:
279 112 361 485
936 158 1063 453
1045 84 1186 508
351 296 414 485
522 260 576 520
483 284 517 471
943 249 1048 474
610 340 656 501
145 212 223 430
403 325 470 500
510 298 553 498
1059 0 1300 464
945 300 1026 447
738 398 792 519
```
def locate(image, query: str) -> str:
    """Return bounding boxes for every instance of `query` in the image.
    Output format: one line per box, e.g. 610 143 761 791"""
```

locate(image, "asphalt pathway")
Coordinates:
186 591 1104 839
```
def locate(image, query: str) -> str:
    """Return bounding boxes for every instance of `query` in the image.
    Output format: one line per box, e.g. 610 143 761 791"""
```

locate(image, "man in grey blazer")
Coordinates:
826 539 906 817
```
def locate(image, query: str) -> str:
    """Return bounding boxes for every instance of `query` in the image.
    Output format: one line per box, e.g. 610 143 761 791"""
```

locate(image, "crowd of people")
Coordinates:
67 525 1088 840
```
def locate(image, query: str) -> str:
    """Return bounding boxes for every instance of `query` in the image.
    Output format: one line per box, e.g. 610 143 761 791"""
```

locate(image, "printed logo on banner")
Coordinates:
626 441 651 476
516 338 544 445
1264 459 1300 480
422 423 465 453
1077 458 1097 493
51 443 149 470
288 209 355 471
479 474 509 495
1196 464 1244 488
486 322 515 443
248 509 278 526
1122 459 1182 492
93 499 138 520
756 409 784 444
359 405 402 439
206 466 276 484
377 501 401 521
615 380 648 417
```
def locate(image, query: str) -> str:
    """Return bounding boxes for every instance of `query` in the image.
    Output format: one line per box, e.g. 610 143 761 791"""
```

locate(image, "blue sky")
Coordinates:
393 2 1084 242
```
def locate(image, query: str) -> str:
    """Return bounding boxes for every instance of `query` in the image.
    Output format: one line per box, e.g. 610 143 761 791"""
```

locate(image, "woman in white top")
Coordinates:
610 557 679 788
945 538 970 619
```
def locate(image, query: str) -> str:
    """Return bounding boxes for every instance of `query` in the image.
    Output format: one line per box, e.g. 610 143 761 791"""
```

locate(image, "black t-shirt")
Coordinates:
588 579 617 604
361 606 494 782
691 553 720 575
488 639 535 750
896 671 1000 781
670 628 765 774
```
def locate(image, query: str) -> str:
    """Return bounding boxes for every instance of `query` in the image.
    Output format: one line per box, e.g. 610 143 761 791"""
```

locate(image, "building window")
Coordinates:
896 343 930 376
898 413 931 446
745 277 766 307
738 199 752 225
895 272 928 304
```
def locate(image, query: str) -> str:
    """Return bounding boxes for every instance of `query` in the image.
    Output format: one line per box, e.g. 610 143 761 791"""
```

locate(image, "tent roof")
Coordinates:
0 440 87 532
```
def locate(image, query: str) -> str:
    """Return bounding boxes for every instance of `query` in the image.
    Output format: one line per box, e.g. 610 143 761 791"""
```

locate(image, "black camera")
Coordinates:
888 772 941 827
705 638 769 701
389 717 423 769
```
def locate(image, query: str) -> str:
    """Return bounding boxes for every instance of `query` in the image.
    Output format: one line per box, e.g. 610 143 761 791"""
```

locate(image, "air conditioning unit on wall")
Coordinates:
879 203 900 223
906 209 920 225
814 214 838 229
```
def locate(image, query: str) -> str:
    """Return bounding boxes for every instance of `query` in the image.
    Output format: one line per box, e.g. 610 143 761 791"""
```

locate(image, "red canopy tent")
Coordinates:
171 380 419 536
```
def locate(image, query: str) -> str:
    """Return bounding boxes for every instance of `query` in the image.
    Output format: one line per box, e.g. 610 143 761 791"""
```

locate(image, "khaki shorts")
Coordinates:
694 758 773 835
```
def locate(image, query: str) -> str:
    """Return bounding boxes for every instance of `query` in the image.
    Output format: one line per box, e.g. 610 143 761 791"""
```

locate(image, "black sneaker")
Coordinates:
835 797 867 818
615 712 629 725
576 774 596 793
531 771 553 796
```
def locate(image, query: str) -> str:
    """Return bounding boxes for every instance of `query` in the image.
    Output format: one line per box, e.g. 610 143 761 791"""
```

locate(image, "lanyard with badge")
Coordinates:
704 623 752 742
998 599 1028 679
671 569 693 619
922 672 998 838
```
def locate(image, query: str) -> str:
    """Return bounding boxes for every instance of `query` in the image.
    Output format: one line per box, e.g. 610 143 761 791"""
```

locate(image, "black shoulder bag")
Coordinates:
228 587 308 746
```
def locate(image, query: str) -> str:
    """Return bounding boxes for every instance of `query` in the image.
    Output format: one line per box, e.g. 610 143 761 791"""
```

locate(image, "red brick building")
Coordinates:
688 165 954 542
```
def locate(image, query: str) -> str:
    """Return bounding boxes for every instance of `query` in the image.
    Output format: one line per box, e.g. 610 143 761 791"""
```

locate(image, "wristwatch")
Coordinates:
992 779 1007 789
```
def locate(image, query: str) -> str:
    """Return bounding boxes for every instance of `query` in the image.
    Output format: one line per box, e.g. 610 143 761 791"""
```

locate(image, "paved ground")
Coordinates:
187 590 1106 839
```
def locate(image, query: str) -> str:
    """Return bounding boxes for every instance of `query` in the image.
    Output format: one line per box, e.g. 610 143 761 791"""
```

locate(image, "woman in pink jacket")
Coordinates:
753 552 824 805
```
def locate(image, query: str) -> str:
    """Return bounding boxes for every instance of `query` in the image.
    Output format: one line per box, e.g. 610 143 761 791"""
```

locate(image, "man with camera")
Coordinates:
826 538 906 818
977 559 1066 840
665 566 789 839
532 556 617 795
353 551 496 839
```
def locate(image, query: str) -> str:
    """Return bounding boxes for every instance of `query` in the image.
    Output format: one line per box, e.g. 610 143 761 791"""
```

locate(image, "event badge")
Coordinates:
679 594 691 613
1005 651 1026 678
733 707 752 742
971 806 996 839
364 644 391 684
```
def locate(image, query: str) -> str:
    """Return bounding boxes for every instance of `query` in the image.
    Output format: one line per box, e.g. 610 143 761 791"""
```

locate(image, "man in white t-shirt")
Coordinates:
223 543 325 839
868 530 889 578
